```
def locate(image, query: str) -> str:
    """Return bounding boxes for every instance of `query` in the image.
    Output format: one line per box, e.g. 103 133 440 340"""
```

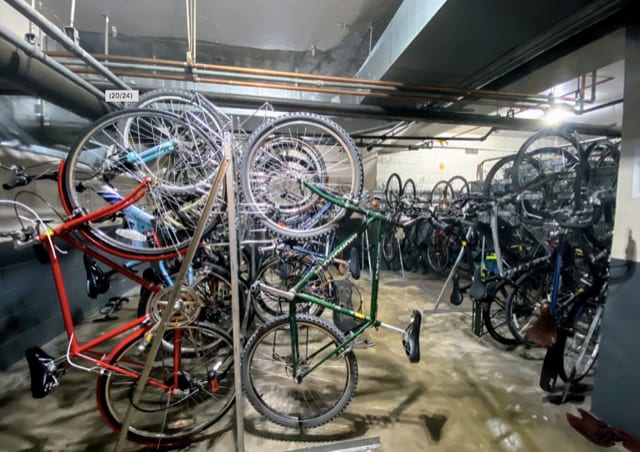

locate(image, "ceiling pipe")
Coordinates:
0 27 111 119
46 51 555 105
66 64 554 111
5 0 130 90
78 76 620 137
352 127 496 142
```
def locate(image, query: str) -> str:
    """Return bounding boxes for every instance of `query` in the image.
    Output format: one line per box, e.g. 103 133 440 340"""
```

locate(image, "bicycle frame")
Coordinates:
33 178 179 391
257 182 408 382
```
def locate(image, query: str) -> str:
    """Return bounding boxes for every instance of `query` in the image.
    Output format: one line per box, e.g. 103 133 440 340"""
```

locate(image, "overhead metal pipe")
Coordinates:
0 27 111 119
5 0 130 90
352 128 496 142
45 51 555 105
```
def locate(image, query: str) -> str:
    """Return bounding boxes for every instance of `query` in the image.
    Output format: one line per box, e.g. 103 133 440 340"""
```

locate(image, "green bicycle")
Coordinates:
241 181 422 429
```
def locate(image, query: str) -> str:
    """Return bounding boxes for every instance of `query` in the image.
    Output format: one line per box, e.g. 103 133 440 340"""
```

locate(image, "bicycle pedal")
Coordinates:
25 347 60 399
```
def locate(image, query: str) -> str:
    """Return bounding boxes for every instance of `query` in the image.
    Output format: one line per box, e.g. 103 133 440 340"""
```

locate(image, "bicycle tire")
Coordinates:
559 301 603 383
252 253 328 323
482 281 519 346
448 175 470 199
426 229 450 274
505 269 552 346
430 180 454 207
132 88 226 133
512 130 587 218
241 313 358 428
96 323 234 446
402 178 417 207
61 108 226 257
239 112 363 239
385 173 402 209
381 226 398 264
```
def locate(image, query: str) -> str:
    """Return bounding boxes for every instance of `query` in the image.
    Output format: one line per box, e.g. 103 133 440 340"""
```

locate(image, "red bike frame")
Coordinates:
39 176 180 391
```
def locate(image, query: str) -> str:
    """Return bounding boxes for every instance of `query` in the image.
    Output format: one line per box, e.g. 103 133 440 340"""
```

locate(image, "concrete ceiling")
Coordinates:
0 0 632 146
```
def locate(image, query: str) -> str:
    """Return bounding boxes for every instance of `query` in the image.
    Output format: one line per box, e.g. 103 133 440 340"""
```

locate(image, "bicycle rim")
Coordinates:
240 112 363 239
96 323 234 446
385 173 402 209
241 314 358 428
62 109 226 257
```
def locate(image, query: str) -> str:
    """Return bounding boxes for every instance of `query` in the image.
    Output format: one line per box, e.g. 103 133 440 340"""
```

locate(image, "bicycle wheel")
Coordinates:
559 301 603 382
401 178 417 208
385 173 402 209
426 229 450 274
96 323 234 446
131 88 226 140
448 175 470 199
241 313 358 428
381 226 398 264
512 130 587 218
482 281 519 346
62 108 226 257
505 269 552 346
239 112 363 239
430 180 454 208
252 253 328 323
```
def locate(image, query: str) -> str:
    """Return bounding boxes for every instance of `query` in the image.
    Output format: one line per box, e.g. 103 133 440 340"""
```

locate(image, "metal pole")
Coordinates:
103 15 109 56
5 0 130 90
69 0 76 27
0 26 107 100
113 158 230 451
224 132 245 452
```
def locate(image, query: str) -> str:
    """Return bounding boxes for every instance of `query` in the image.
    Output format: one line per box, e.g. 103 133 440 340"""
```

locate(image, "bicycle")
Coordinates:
0 178 235 447
240 180 422 429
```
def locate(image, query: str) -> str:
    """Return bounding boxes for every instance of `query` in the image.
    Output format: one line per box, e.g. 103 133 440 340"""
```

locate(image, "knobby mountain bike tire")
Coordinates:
96 322 234 447
241 313 358 428
61 108 226 258
239 112 363 239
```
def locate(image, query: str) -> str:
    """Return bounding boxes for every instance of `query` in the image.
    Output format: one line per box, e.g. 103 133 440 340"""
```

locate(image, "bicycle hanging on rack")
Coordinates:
241 181 422 429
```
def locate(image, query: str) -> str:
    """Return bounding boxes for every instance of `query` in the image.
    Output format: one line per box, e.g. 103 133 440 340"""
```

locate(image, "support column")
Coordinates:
591 14 640 437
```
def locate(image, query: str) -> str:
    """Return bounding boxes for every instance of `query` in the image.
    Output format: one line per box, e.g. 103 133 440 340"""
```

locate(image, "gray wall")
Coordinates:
591 19 640 437
0 242 136 370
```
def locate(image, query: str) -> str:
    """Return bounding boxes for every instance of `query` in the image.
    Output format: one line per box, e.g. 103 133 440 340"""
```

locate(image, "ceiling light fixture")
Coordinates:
543 103 574 125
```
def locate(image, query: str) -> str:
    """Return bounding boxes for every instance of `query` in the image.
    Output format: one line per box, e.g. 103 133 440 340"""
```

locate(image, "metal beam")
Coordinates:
110 78 620 136
5 0 130 90
355 0 448 81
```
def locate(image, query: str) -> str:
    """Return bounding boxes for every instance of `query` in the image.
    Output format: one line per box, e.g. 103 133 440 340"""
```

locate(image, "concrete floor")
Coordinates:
0 270 619 451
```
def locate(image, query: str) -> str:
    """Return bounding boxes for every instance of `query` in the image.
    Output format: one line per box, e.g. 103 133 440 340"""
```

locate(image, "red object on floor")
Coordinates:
566 409 640 451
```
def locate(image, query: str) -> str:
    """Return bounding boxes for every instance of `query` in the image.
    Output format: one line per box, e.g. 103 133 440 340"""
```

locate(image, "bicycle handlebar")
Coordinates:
1 165 58 190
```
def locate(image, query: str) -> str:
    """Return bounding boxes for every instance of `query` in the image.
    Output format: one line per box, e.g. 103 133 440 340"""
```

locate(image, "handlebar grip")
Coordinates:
429 216 452 232
2 176 30 190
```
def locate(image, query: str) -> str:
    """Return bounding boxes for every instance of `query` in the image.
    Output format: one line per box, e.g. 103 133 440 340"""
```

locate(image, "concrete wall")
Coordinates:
375 132 528 192
591 21 640 438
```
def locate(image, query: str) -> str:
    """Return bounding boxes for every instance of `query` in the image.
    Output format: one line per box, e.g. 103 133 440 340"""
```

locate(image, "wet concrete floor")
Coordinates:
0 270 620 451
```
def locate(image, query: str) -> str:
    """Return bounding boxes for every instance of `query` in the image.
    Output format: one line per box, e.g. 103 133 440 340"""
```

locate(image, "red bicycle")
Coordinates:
0 176 234 447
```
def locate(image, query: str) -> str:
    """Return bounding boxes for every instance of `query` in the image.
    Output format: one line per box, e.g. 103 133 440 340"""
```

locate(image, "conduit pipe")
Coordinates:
5 0 130 90
0 27 111 119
